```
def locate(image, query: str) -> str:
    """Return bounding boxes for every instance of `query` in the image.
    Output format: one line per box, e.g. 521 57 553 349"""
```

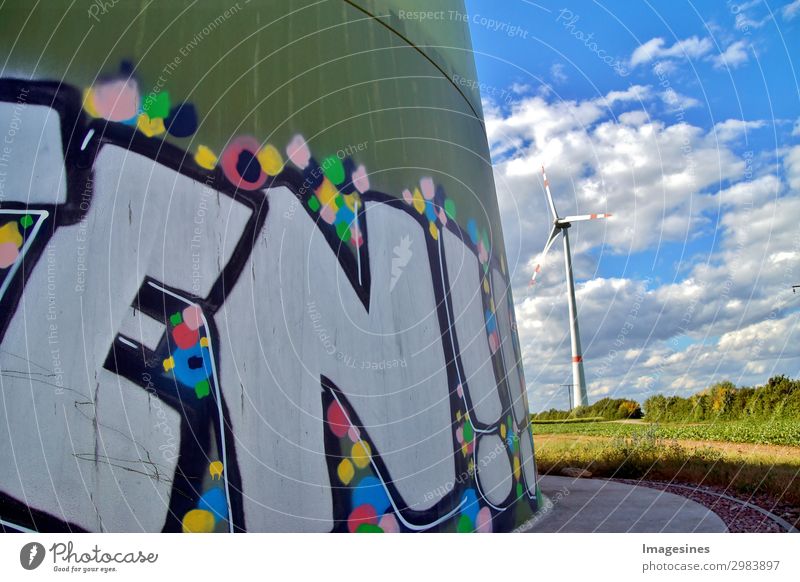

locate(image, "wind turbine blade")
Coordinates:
541 166 559 221
558 213 613 224
528 226 561 287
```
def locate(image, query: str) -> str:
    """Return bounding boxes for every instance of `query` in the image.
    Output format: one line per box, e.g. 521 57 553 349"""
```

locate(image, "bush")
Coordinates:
641 375 800 422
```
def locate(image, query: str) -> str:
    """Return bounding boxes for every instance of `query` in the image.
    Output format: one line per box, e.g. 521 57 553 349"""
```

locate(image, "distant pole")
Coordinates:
561 383 574 410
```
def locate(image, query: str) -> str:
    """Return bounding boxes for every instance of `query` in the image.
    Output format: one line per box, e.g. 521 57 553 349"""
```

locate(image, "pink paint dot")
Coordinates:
350 225 363 247
478 242 488 264
327 401 349 438
0 242 19 269
456 426 464 444
456 383 463 398
352 164 369 193
438 208 448 226
182 305 203 331
347 425 361 443
379 513 399 533
320 204 337 224
476 507 492 533
286 134 311 169
92 79 140 121
488 332 499 353
420 177 435 200
402 189 413 205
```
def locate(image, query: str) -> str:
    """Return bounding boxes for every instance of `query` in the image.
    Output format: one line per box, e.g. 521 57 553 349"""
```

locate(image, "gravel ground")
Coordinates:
611 478 798 533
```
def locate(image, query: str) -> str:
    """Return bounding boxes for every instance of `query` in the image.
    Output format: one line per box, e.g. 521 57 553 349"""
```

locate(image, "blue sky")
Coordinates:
465 0 800 411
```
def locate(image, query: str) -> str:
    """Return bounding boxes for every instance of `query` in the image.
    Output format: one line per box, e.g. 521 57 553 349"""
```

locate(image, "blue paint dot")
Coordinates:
485 310 497 333
352 476 390 515
171 344 213 388
236 150 262 183
165 103 198 137
336 205 355 226
467 219 479 245
461 488 479 523
424 200 438 223
198 487 228 521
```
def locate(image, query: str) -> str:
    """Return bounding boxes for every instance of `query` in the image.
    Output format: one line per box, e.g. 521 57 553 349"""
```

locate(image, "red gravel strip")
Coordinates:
611 479 797 533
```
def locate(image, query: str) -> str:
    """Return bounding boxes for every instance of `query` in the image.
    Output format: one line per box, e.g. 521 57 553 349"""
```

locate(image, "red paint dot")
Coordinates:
348 504 377 533
221 136 267 191
327 401 349 438
172 323 199 350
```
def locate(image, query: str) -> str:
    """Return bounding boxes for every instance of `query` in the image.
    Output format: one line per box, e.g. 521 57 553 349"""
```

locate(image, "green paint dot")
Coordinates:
170 312 182 326
143 91 171 119
19 215 33 229
195 380 210 399
322 155 345 185
463 419 474 443
457 514 474 533
512 434 519 453
335 221 351 242
444 198 456 219
516 483 524 498
307 195 320 212
356 524 384 533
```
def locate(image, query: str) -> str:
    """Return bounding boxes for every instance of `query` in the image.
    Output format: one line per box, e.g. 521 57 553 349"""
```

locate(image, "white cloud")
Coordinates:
660 89 701 110
710 40 750 69
630 36 713 67
487 88 800 412
711 118 766 142
550 63 567 84
785 145 800 190
783 0 800 20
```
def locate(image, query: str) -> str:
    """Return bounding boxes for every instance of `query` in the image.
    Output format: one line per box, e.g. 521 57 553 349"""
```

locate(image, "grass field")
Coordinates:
531 419 800 520
531 419 800 446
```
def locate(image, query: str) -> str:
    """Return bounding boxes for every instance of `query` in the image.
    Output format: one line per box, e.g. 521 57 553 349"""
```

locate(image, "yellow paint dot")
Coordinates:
0 221 23 247
513 456 521 481
343 193 361 212
468 459 475 475
412 188 425 214
199 337 209 348
163 356 175 372
456 410 462 422
489 298 495 313
257 144 284 176
136 113 165 138
194 145 218 170
316 178 339 208
461 442 468 457
209 461 223 480
337 458 355 484
500 423 506 439
483 278 490 294
351 441 371 469
82 88 99 117
428 222 439 240
182 509 216 533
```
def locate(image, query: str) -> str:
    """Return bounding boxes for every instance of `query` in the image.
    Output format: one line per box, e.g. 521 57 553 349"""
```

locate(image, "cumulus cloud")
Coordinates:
486 88 800 411
710 40 750 69
783 0 800 20
630 36 713 68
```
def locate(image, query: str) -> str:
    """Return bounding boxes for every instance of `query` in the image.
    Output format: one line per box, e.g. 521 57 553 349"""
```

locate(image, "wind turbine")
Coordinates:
529 166 612 409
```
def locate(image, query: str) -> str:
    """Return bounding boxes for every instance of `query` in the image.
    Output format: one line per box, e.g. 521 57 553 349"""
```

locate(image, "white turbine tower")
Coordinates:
529 166 612 409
